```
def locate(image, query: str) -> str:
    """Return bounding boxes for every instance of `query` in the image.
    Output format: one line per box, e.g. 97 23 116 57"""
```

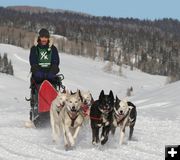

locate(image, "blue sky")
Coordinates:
1 0 180 20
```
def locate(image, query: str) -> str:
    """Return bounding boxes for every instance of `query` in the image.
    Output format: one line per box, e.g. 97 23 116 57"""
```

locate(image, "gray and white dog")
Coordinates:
112 96 137 144
59 90 85 150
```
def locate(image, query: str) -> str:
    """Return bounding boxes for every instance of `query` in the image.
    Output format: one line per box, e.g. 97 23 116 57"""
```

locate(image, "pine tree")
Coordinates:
0 54 2 72
7 60 14 75
0 53 14 75
3 53 8 67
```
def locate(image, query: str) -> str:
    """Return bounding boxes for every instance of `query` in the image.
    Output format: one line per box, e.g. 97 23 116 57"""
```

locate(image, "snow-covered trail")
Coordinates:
0 44 180 160
0 75 180 160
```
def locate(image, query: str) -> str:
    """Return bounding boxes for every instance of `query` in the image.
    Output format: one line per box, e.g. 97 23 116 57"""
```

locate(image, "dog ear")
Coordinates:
116 95 120 102
109 90 114 100
90 93 93 99
90 93 94 103
115 96 121 105
78 90 83 102
76 89 79 96
99 90 104 100
76 89 80 96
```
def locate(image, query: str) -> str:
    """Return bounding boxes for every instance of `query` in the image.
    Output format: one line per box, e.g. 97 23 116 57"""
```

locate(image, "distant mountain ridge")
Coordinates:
6 5 92 17
0 6 180 81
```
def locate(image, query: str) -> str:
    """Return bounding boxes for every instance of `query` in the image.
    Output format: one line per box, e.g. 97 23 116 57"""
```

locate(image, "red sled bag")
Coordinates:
38 80 58 113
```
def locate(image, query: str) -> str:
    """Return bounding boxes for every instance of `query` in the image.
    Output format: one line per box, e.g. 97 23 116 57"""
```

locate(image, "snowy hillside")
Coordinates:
0 43 179 160
0 43 166 98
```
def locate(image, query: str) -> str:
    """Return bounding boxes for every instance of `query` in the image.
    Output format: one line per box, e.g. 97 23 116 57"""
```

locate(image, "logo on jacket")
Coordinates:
40 51 48 60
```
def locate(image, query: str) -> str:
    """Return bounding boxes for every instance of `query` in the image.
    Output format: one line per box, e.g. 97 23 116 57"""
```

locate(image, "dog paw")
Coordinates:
65 144 75 151
64 144 70 151
92 141 98 145
101 137 108 145
100 136 105 141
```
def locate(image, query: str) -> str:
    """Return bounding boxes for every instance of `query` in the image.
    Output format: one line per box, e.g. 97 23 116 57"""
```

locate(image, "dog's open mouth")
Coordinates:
58 103 65 108
71 109 77 112
118 112 124 116
115 112 125 121
83 101 88 105
102 108 111 113
99 106 112 114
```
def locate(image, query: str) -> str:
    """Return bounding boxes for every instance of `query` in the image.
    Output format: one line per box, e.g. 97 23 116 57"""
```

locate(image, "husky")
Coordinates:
80 91 94 117
70 90 94 117
90 90 114 145
113 96 137 144
59 90 85 149
50 91 68 142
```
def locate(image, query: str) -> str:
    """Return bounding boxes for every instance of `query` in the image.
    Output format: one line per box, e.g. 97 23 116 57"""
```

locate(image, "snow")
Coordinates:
51 34 67 40
0 43 180 160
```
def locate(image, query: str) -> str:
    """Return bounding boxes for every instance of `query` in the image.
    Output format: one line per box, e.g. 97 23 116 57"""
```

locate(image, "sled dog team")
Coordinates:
50 89 137 150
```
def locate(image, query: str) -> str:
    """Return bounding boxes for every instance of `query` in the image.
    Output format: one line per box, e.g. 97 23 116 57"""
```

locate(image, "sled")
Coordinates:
38 80 58 113
27 74 65 128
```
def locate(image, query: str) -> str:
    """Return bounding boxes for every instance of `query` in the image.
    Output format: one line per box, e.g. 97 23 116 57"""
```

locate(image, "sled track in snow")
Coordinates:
0 144 40 160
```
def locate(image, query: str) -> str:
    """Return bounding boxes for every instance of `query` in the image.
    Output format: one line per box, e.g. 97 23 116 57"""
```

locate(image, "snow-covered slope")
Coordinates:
0 43 165 98
0 44 179 160
131 81 180 120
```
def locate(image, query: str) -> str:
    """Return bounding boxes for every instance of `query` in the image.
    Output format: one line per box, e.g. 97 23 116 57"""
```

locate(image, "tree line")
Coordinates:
0 7 180 82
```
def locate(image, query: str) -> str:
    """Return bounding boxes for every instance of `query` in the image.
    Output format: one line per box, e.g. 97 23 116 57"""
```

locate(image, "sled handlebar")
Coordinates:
56 74 65 81
56 74 65 90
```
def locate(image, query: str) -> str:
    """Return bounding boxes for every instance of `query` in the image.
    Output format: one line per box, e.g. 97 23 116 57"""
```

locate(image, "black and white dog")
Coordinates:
90 90 114 145
112 96 137 144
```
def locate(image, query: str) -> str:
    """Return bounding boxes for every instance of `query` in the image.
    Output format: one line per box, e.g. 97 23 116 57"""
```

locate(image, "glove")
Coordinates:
34 71 45 79
47 73 56 80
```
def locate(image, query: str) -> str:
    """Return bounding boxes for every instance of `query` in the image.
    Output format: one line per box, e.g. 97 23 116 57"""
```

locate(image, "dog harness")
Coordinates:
81 104 90 117
114 108 130 125
56 104 64 114
67 111 79 127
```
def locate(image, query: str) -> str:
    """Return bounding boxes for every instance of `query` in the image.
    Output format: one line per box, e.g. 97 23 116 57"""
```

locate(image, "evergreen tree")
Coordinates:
7 60 14 75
